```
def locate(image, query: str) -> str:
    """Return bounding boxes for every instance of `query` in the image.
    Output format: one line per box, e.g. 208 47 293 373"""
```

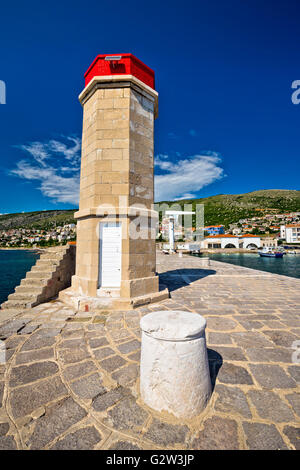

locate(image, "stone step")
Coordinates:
1 298 37 309
35 259 60 266
14 285 43 295
7 291 40 301
0 244 75 310
26 270 54 279
39 251 68 261
46 246 70 252
31 263 58 272
21 277 48 287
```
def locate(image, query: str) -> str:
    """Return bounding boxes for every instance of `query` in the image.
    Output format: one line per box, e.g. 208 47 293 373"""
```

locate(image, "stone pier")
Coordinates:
0 253 299 450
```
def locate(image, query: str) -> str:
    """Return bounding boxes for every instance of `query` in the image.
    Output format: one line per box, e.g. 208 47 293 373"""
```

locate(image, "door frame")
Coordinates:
98 221 122 289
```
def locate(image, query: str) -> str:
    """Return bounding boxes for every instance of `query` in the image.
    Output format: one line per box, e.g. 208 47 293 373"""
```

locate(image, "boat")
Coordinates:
258 247 284 258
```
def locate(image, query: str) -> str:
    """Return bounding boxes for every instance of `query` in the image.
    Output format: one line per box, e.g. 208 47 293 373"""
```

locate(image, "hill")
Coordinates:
159 189 300 227
0 190 299 230
0 209 76 230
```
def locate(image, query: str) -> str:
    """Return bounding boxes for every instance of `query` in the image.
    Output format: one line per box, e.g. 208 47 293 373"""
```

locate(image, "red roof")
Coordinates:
206 234 237 238
206 234 260 239
84 53 155 89
286 224 300 228
240 234 260 238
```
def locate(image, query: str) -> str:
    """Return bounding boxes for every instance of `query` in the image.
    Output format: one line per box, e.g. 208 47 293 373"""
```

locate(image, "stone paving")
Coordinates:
0 253 299 450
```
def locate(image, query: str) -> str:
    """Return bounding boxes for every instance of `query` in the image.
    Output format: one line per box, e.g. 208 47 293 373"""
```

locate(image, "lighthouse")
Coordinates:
62 54 168 310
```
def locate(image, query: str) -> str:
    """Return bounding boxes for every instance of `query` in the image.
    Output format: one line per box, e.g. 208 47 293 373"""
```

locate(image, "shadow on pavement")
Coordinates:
207 348 223 391
159 268 216 292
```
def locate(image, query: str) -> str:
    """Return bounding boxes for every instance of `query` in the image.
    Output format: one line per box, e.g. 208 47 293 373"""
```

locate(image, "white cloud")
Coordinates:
173 193 195 200
48 137 81 163
10 137 225 205
16 142 49 167
154 153 225 201
10 137 81 205
154 155 174 171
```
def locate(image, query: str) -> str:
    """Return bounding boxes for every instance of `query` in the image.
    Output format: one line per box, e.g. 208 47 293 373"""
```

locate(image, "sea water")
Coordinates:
200 252 300 279
0 250 40 305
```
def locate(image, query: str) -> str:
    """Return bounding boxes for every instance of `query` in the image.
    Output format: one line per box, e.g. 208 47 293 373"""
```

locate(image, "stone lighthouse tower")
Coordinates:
62 54 168 310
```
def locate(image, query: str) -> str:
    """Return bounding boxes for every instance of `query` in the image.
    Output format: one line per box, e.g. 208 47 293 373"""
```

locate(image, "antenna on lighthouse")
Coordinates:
105 55 122 68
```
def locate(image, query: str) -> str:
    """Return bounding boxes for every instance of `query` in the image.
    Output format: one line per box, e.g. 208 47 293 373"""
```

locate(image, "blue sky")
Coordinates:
0 0 299 213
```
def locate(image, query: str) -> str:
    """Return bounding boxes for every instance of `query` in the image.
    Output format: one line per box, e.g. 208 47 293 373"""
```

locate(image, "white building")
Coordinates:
284 224 300 243
202 234 261 249
261 237 278 248
280 225 286 239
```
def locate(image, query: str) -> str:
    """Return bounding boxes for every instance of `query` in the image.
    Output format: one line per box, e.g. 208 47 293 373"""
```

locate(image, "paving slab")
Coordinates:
0 253 299 449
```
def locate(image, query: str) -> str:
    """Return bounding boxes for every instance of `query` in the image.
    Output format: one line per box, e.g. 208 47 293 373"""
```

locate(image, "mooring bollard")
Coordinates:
196 256 210 267
140 310 212 418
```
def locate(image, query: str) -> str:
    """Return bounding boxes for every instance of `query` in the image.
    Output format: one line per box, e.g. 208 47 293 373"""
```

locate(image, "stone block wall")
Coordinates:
72 79 159 300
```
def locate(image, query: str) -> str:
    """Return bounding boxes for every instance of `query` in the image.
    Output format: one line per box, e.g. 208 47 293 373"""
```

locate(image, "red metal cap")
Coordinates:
84 53 155 90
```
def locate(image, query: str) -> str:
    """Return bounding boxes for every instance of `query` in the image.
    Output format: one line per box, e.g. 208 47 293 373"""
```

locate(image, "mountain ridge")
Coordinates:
0 189 299 230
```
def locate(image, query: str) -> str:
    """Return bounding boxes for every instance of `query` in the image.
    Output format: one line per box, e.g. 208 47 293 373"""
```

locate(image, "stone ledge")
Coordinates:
78 74 158 118
74 206 159 221
59 286 169 312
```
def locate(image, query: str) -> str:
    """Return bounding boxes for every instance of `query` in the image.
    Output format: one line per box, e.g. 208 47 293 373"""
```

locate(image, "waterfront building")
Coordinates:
280 225 286 239
261 237 278 248
283 224 300 243
202 234 261 249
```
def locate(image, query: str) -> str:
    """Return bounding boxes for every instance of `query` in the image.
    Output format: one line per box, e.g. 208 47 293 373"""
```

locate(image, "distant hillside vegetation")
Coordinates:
1 190 299 230
159 189 300 227
0 209 76 230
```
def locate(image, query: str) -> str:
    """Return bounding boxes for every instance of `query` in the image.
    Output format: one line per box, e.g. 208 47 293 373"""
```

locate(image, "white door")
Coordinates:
99 222 122 288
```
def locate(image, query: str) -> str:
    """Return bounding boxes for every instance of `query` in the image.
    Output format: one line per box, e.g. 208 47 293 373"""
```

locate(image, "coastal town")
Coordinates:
1 211 300 249
165 210 299 250
0 223 76 248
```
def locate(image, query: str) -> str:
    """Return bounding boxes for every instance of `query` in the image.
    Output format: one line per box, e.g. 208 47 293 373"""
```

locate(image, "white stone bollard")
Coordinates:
140 310 212 418
199 256 210 267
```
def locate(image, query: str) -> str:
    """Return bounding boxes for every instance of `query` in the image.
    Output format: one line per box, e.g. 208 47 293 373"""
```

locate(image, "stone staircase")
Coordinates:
1 245 76 310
